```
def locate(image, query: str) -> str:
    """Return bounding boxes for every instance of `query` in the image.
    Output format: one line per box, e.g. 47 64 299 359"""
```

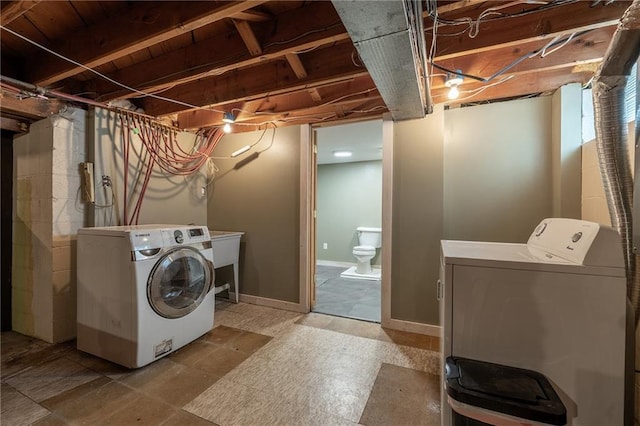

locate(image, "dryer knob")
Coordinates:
174 230 184 244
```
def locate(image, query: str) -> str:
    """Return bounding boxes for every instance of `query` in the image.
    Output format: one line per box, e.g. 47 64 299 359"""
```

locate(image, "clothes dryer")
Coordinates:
440 218 627 425
77 225 215 368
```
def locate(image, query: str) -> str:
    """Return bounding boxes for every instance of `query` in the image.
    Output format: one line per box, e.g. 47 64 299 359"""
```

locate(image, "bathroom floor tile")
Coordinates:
313 265 381 323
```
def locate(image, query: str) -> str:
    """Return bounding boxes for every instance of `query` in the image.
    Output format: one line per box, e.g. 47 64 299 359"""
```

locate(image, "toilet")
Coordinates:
352 227 382 274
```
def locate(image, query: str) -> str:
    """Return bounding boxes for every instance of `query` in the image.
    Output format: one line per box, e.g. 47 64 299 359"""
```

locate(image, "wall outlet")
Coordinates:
323 243 328 250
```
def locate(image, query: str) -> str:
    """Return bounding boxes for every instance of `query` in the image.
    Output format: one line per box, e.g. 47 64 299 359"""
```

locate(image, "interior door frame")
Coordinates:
299 119 393 325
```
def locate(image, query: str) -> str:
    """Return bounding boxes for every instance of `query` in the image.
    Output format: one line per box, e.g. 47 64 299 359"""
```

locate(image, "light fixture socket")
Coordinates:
445 74 463 88
222 112 235 123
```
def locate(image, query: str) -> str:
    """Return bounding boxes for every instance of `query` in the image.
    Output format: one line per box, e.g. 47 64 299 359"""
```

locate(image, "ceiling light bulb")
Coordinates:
333 150 353 158
223 123 232 133
448 85 460 100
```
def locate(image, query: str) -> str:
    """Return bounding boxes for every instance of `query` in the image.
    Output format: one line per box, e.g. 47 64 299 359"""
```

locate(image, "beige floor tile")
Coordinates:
118 358 219 407
359 363 440 426
283 405 360 426
63 349 132 381
226 330 273 353
193 345 251 377
304 374 373 423
40 376 112 409
169 339 215 367
184 377 254 422
1 383 50 426
203 325 245 344
31 413 68 425
42 380 134 424
160 409 217 425
5 356 101 402
295 312 334 329
99 392 177 425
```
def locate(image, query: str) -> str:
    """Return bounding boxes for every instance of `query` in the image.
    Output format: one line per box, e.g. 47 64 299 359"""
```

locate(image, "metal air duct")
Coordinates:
592 0 640 324
332 0 432 121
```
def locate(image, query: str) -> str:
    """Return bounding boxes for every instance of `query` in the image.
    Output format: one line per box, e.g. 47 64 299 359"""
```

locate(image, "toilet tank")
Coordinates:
357 227 382 248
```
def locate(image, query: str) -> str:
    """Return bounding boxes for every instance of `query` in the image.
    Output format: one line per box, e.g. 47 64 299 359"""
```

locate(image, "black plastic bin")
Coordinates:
445 356 567 426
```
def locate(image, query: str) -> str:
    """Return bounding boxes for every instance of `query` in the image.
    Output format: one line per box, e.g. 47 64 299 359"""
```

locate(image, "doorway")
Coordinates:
312 120 383 322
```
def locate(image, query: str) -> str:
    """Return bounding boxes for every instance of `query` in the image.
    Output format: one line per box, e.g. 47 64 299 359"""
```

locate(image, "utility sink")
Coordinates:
209 230 244 303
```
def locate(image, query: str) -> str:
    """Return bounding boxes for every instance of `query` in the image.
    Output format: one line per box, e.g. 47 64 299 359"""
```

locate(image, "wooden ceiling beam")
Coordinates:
89 1 347 101
429 1 628 60
308 88 322 101
0 116 29 132
432 68 594 105
142 42 368 116
427 0 486 17
177 86 380 129
233 19 262 56
285 53 308 79
0 0 41 25
24 0 268 86
431 26 613 88
0 92 66 120
231 10 271 22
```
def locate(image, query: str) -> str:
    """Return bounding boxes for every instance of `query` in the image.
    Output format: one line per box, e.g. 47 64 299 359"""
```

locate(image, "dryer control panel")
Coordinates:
527 218 623 267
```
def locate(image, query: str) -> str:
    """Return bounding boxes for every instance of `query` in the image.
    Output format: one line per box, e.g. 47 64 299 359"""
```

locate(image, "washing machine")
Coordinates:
77 224 215 368
439 218 628 425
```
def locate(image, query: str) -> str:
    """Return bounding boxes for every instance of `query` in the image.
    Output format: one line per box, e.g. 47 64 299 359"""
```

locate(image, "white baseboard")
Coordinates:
382 317 442 337
316 260 354 267
238 293 309 314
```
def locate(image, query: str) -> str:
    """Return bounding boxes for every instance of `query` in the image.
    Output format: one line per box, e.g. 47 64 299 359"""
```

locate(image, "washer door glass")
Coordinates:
147 247 213 319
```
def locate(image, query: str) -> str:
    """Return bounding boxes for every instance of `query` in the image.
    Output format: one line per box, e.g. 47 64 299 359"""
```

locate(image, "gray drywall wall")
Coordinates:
91 108 207 226
316 161 382 264
443 97 554 243
207 125 300 303
391 105 445 325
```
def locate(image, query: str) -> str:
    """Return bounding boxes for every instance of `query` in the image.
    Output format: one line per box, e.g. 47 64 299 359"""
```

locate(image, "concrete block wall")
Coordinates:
12 108 86 343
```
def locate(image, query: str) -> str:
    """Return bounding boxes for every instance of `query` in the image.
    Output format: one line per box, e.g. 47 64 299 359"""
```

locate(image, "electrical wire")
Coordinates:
431 29 591 83
262 22 342 48
453 75 515 102
0 25 226 115
427 0 580 39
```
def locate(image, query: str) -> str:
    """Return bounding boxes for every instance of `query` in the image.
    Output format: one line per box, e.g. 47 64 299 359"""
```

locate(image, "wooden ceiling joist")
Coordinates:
432 26 614 88
233 19 263 56
231 9 271 22
89 1 347 101
429 1 628 60
0 0 42 26
0 92 66 120
308 88 322 101
285 54 308 79
142 42 368 116
23 0 268 86
433 68 594 105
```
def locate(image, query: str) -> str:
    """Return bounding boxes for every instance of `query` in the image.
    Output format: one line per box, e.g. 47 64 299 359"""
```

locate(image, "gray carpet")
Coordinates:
313 265 381 323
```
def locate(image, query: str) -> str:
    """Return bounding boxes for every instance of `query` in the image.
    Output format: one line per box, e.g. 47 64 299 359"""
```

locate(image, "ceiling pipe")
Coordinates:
332 0 432 121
